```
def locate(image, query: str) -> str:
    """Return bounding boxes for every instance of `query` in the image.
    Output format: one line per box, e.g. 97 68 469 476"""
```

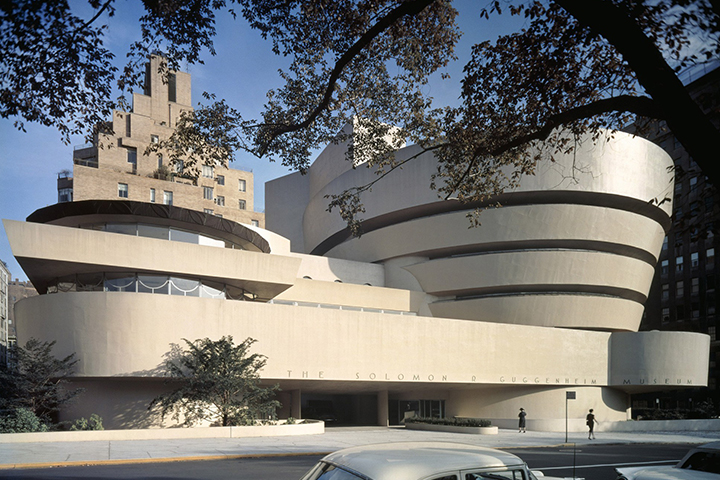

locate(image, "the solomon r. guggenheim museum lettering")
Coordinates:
285 371 610 384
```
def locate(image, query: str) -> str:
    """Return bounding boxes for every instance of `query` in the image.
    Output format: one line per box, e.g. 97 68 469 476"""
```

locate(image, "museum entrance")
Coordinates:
301 393 378 426
389 399 446 425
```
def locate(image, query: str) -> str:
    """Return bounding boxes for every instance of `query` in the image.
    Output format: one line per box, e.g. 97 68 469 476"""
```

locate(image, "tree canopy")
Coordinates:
0 338 83 425
3 1 719 229
150 336 280 427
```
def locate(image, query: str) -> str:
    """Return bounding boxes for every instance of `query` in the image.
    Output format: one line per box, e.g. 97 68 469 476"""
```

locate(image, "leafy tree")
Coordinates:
0 338 83 425
3 1 719 228
150 336 280 427
155 0 720 232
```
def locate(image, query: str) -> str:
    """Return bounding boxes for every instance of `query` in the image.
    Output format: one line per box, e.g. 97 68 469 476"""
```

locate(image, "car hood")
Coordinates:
616 466 720 480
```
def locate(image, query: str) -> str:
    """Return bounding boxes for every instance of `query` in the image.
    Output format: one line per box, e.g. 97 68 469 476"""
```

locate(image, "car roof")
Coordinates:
692 441 720 451
320 442 526 480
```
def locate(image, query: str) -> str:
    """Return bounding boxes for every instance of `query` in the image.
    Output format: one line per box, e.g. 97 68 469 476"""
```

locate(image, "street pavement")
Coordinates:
1 426 719 470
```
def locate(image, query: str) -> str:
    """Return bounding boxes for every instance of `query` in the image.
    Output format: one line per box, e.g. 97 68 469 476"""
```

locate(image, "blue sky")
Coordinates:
0 1 523 281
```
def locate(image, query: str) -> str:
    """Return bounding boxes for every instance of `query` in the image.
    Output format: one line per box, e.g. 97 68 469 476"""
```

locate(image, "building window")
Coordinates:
662 284 669 300
239 179 246 192
204 208 213 214
203 186 214 200
676 256 684 273
692 277 699 294
216 195 225 206
150 188 156 203
661 259 669 275
709 304 716 316
676 305 684 321
217 175 225 185
692 304 700 318
707 274 716 292
690 177 698 191
675 207 682 219
58 187 73 203
710 326 717 341
168 73 177 102
691 227 700 242
126 148 137 173
708 248 715 265
118 183 128 198
151 134 159 144
174 160 184 174
251 220 259 227
238 199 246 210
662 236 668 251
676 281 684 297
662 308 670 323
157 154 163 169
691 252 699 268
675 181 682 195
202 165 214 178
163 191 173 205
690 201 699 216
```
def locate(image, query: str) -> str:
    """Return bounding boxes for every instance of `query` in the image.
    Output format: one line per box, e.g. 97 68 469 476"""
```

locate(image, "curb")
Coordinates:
0 451 333 471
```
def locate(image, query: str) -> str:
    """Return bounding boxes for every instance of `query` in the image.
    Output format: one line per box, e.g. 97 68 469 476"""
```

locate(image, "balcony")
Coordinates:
74 157 99 168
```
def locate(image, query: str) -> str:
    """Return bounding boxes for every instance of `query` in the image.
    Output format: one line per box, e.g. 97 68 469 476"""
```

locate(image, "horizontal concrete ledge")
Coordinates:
0 420 324 443
490 418 720 433
600 418 720 432
405 423 499 435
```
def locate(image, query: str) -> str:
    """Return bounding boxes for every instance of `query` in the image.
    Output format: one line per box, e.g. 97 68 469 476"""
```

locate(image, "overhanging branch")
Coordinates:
258 0 436 155
444 94 661 199
557 0 720 185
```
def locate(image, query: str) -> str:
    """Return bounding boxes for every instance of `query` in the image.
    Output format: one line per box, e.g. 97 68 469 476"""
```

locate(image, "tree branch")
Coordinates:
333 142 448 197
444 94 662 199
71 0 115 39
258 0 437 155
556 0 720 185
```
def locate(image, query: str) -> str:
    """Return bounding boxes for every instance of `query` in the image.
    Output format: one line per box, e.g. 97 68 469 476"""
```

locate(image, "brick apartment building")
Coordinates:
58 56 264 227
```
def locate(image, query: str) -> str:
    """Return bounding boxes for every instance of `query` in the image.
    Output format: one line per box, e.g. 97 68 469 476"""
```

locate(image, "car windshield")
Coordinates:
466 469 526 480
680 452 720 474
300 462 368 480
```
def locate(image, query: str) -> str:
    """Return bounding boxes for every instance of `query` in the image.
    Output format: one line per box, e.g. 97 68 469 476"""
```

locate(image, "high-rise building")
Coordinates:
637 63 720 413
58 56 264 227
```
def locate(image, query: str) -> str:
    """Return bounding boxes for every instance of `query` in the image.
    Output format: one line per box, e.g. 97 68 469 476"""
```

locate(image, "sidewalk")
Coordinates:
1 426 719 470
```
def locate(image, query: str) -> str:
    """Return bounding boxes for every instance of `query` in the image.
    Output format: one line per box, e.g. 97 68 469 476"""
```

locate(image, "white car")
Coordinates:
616 441 720 480
299 442 557 480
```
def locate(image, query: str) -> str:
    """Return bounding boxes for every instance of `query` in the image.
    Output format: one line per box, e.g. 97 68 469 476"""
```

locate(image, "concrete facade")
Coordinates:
63 56 263 227
4 127 711 430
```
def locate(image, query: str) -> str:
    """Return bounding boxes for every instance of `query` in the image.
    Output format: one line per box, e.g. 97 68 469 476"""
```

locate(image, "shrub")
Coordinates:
70 414 104 431
405 416 491 427
0 408 49 433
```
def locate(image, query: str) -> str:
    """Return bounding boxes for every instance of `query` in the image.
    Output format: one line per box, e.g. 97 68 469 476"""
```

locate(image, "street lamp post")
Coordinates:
566 391 576 443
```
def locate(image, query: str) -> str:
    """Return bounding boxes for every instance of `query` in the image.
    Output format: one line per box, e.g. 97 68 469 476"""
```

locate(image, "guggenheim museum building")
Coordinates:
4 126 710 430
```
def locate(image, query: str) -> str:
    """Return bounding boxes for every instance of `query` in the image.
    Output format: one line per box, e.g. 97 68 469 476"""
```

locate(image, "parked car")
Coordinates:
616 441 720 480
299 442 558 480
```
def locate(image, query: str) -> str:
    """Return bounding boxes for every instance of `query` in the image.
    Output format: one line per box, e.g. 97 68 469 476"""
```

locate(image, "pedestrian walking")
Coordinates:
518 407 526 433
586 409 596 439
